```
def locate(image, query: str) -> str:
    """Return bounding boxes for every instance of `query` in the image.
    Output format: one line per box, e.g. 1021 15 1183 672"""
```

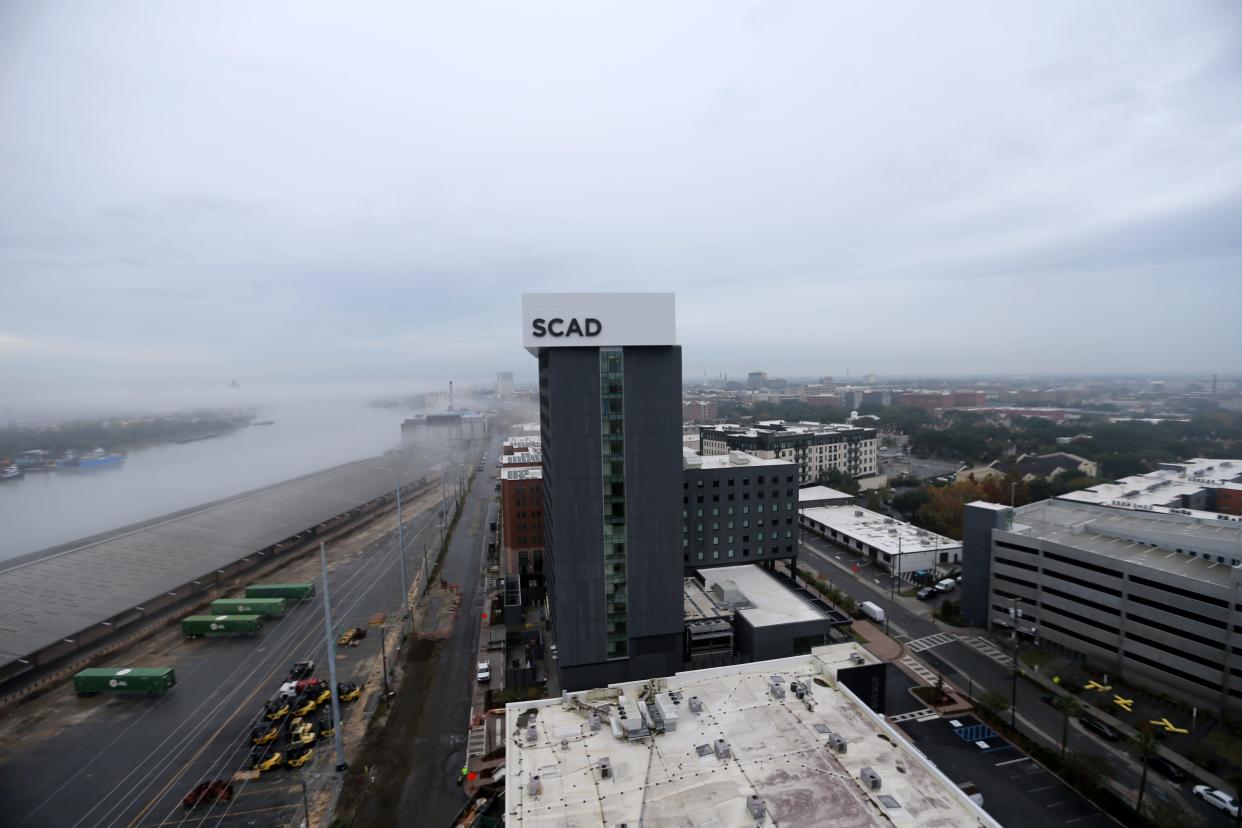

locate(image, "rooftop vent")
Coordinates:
746 794 767 819
861 767 882 790
715 738 732 760
688 696 703 713
599 757 612 779
828 733 848 753
528 775 542 797
525 725 538 743
589 713 601 732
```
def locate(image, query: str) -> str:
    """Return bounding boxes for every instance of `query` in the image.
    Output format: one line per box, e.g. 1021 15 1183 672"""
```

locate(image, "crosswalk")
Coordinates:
959 635 1014 667
906 632 957 653
900 654 939 685
888 708 940 724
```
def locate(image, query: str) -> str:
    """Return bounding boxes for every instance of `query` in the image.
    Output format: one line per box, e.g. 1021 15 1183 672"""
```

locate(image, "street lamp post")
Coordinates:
317 542 349 772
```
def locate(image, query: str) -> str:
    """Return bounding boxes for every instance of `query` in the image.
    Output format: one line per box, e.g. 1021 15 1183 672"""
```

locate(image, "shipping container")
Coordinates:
209 597 288 617
245 582 315 600
74 667 177 696
182 614 264 639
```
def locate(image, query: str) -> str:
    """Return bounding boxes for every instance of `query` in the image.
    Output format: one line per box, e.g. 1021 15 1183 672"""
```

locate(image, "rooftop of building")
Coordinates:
504 436 543 448
501 451 542 466
798 484 856 503
501 467 543 482
682 448 793 470
1003 499 1242 588
698 564 828 627
802 505 961 556
683 577 734 623
503 644 997 827
1058 457 1242 518
702 420 875 438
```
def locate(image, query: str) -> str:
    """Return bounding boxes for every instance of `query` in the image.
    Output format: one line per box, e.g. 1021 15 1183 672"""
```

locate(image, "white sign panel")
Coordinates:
522 293 676 353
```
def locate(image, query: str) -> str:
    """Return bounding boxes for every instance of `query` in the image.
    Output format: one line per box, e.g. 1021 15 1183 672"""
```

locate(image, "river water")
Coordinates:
0 398 413 562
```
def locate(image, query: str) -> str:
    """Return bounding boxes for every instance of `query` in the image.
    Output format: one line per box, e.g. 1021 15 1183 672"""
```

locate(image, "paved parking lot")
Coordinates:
898 715 1118 827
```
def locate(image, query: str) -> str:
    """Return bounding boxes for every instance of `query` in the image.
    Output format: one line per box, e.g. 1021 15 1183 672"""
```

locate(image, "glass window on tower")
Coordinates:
600 348 628 660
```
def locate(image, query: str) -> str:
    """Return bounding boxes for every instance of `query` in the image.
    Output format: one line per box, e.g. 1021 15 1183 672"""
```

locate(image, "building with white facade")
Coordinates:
700 421 879 484
800 505 962 574
495 370 515 397
503 643 999 827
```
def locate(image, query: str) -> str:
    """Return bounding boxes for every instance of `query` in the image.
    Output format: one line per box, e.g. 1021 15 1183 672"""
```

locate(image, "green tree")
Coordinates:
916 479 986 539
818 467 860 496
865 489 884 512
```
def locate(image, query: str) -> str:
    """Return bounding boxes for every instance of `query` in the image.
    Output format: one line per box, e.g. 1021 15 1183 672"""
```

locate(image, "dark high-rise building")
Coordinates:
523 293 684 690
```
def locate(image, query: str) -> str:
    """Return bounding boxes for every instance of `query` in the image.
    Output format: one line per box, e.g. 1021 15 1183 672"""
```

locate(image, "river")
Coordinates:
0 398 414 562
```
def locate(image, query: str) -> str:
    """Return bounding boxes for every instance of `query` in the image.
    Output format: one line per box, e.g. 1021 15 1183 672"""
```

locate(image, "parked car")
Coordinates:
337 627 366 646
250 723 279 745
264 698 291 720
182 781 233 809
249 748 283 771
1146 756 1186 783
289 661 315 680
337 681 361 702
1194 785 1239 817
933 579 957 593
476 661 491 683
291 695 317 717
286 745 314 768
917 587 936 600
1079 716 1120 741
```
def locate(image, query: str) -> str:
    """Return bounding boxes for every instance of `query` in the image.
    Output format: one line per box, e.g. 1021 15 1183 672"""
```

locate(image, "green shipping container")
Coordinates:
209 597 287 617
182 614 264 639
245 582 316 600
74 667 177 696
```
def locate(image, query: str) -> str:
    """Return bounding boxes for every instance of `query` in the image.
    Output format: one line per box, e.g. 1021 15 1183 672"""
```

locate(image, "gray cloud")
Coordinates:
1 0 1240 398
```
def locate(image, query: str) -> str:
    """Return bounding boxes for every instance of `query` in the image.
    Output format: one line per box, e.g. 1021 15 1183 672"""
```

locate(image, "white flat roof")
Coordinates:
504 644 998 827
799 484 854 502
682 448 793 470
698 564 826 627
704 420 872 438
1058 458 1242 521
802 505 960 557
501 467 542 481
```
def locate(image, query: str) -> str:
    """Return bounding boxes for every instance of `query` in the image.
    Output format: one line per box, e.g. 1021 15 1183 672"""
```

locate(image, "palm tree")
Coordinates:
1134 728 1160 812
1055 694 1083 757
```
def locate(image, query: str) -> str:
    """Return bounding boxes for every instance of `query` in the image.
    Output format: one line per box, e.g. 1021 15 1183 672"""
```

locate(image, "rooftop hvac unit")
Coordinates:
746 794 767 819
688 696 704 713
850 652 865 664
528 775 542 797
769 681 786 700
860 767 882 790
855 510 863 517
828 733 848 753
525 725 538 743
715 738 732 760
599 757 612 779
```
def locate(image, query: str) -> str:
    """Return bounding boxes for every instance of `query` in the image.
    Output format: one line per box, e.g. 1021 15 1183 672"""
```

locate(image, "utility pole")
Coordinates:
394 474 410 628
890 536 902 601
300 777 312 828
318 542 348 772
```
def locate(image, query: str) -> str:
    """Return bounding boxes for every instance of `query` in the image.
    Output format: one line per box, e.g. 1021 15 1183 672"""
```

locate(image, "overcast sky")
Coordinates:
2 1 1240 399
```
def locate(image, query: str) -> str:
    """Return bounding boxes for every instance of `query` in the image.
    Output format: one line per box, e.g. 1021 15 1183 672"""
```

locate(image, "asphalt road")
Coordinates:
0 442 462 828
797 532 1224 825
396 437 497 819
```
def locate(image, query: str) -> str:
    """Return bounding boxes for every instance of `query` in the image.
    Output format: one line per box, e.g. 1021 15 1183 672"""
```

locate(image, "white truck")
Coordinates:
860 601 885 624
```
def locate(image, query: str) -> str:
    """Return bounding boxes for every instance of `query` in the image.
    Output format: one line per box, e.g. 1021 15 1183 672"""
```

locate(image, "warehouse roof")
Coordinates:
802 505 960 558
0 450 441 673
698 565 827 627
504 644 998 827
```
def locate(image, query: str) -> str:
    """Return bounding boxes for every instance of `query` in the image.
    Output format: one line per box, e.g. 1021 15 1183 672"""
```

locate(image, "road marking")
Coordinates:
907 632 956 653
1028 785 1058 793
1046 799 1079 808
899 655 938 685
1065 813 1102 824
995 757 1030 767
958 635 1015 667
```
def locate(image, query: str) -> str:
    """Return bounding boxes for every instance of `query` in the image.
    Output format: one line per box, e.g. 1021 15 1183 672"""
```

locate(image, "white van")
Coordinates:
860 601 885 624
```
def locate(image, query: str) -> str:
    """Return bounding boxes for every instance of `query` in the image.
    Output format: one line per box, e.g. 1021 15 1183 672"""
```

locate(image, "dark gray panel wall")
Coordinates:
541 347 605 669
961 503 1010 627
622 347 684 646
541 345 684 689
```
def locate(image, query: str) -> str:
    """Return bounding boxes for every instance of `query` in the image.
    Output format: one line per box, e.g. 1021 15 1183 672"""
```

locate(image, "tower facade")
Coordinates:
523 293 684 690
